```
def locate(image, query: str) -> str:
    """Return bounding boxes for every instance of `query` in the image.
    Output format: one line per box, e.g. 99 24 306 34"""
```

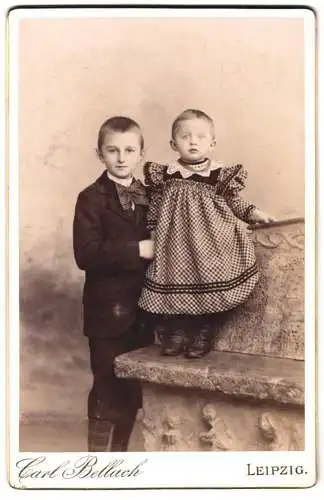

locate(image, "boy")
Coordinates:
73 116 154 452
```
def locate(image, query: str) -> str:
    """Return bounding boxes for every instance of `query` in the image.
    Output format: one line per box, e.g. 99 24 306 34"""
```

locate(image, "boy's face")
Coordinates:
98 130 143 179
170 118 215 163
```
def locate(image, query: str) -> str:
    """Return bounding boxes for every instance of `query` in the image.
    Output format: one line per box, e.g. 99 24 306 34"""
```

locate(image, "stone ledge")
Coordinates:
115 346 304 406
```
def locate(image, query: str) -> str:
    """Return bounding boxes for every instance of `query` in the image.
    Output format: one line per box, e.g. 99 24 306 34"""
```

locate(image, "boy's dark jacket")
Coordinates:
73 171 150 338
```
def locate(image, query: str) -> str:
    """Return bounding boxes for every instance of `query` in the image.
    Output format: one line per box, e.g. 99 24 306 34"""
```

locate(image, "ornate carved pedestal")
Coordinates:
115 218 305 451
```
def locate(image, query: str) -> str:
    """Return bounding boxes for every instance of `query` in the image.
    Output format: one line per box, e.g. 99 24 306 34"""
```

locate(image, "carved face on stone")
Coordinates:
202 404 217 422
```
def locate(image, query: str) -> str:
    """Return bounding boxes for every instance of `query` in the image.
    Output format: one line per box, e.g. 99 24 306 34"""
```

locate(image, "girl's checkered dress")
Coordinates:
138 161 259 315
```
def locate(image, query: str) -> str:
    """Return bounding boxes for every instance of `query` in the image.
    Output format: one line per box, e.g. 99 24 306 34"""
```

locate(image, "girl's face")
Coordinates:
98 130 143 179
170 118 216 163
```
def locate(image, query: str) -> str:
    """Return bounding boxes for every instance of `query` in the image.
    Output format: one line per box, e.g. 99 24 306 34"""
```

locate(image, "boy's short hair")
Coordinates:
171 109 215 139
97 116 144 152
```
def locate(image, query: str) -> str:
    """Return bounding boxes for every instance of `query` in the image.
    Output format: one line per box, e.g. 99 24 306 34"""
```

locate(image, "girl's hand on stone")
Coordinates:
248 209 277 224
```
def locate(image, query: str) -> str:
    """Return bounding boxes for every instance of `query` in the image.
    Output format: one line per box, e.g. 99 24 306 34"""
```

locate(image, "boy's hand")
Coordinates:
248 208 277 224
139 239 155 259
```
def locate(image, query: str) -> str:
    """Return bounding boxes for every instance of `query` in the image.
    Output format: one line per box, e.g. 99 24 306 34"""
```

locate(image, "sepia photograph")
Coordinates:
7 4 316 490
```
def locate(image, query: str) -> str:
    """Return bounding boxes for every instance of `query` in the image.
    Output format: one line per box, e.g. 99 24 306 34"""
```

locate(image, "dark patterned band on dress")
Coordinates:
143 262 258 294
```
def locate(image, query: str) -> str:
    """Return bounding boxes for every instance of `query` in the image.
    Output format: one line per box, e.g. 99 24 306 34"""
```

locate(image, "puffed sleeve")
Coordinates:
217 164 256 222
143 161 167 231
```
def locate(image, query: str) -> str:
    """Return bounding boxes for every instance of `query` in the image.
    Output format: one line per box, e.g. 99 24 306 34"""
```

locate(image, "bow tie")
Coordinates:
115 179 149 211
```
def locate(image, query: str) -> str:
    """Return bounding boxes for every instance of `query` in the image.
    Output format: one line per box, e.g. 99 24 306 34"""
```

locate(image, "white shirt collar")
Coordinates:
107 171 133 187
166 159 224 179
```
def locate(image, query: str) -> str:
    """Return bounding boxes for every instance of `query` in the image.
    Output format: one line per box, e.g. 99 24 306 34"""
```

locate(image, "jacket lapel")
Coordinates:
93 171 135 223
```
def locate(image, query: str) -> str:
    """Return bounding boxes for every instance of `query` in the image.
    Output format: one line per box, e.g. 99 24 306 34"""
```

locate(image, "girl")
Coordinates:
138 109 275 359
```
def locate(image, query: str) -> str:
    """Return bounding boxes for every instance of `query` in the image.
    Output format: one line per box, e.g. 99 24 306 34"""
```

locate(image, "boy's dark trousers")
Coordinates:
87 323 153 452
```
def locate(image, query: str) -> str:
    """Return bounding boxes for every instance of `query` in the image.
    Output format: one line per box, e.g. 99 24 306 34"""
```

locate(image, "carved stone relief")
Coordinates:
251 226 304 251
141 410 184 451
258 412 304 451
160 414 182 450
215 220 305 360
200 404 234 451
140 399 304 451
141 413 160 452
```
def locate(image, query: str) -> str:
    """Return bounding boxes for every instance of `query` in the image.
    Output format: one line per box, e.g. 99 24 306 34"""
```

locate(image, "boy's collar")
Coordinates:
94 171 130 195
106 170 133 187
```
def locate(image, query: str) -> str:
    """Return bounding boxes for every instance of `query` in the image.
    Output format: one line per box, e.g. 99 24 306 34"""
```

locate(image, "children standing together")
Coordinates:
73 110 275 452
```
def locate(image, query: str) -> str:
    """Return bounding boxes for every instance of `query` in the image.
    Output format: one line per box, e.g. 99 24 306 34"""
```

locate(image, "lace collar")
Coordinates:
166 159 223 179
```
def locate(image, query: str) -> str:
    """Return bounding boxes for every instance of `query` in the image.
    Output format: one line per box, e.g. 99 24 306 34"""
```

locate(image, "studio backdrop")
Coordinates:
18 16 305 421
